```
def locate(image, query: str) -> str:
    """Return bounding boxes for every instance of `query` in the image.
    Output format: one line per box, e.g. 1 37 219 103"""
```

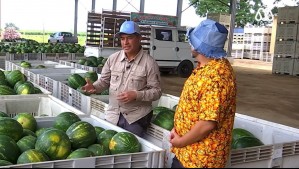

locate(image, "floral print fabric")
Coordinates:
172 58 237 168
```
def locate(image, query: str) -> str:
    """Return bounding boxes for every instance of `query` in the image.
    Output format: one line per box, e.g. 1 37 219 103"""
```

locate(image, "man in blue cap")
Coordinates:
169 19 237 168
82 21 162 137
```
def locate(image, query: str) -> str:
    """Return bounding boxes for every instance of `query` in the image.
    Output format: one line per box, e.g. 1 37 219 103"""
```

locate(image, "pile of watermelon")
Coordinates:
231 128 264 149
77 56 107 68
0 69 43 95
0 111 141 166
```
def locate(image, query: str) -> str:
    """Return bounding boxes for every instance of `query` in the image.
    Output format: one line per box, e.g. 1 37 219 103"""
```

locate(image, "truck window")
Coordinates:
178 30 187 42
155 29 172 41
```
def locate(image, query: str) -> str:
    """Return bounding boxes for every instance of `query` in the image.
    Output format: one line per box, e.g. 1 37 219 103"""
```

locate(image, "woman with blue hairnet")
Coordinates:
170 19 237 168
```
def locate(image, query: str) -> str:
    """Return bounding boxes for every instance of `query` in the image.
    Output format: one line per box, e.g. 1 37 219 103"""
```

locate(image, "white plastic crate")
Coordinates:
59 60 77 68
207 13 231 27
278 6 299 23
292 58 299 76
272 57 294 75
144 95 299 168
72 53 85 60
4 116 164 168
90 95 110 119
24 53 42 60
6 53 25 60
0 95 85 118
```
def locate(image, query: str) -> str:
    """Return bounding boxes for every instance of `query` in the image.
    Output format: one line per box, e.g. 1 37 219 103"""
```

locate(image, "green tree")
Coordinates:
189 0 266 27
5 23 19 30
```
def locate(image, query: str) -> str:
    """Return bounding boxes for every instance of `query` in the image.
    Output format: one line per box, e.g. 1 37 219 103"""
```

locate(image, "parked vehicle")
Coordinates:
48 32 78 44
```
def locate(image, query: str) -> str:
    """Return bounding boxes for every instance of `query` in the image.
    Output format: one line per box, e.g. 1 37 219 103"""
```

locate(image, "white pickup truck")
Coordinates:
48 32 78 44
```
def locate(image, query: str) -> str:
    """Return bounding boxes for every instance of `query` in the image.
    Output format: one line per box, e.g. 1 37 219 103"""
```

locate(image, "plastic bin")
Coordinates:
4 116 165 168
0 55 5 69
0 95 85 118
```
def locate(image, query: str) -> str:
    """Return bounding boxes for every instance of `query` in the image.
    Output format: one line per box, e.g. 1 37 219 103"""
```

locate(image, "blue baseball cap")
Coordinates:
115 21 141 37
187 19 228 59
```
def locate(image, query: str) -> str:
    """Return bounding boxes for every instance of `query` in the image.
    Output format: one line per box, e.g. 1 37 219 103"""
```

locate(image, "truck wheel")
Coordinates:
177 60 194 78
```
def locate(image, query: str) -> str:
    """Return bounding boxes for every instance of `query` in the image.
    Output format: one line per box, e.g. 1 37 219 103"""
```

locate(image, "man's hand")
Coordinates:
81 78 96 94
116 91 137 103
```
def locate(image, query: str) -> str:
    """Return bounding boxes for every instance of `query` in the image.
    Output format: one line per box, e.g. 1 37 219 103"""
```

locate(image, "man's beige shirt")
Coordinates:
93 48 162 125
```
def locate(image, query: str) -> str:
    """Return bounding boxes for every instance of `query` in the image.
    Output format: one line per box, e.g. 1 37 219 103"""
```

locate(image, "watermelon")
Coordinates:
0 70 5 80
17 135 37 153
0 160 13 166
78 58 87 65
109 132 141 155
0 85 16 95
68 74 86 89
0 79 10 86
232 128 256 142
94 126 105 142
0 111 8 118
97 57 104 65
67 148 94 159
35 65 46 69
88 144 110 156
153 106 174 116
0 135 21 164
232 136 264 149
84 71 98 83
66 121 97 149
13 113 37 132
22 129 37 137
98 130 117 150
6 70 26 87
35 127 54 138
17 149 49 164
0 118 24 141
14 81 26 91
53 112 81 132
35 129 71 160
152 109 174 131
16 82 35 95
20 62 32 68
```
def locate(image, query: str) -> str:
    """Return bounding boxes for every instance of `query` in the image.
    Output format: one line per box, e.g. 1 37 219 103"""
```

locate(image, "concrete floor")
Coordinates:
160 59 299 129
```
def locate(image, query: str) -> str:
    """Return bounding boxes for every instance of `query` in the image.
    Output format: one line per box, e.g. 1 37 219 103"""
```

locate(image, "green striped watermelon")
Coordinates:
35 129 72 160
22 129 37 137
66 121 97 149
0 70 5 80
109 132 141 155
66 148 94 159
0 118 24 141
84 71 98 83
68 74 86 89
13 113 37 132
88 144 110 156
16 82 35 95
0 85 16 95
232 136 264 149
6 70 26 87
17 135 37 153
152 109 174 131
35 128 54 138
98 130 117 151
232 128 256 141
53 112 81 132
17 149 49 164
0 79 10 86
0 160 13 166
0 135 21 164
94 126 105 142
14 81 26 91
0 111 8 118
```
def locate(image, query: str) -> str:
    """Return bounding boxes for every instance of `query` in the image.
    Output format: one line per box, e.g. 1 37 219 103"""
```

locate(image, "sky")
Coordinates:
0 0 298 32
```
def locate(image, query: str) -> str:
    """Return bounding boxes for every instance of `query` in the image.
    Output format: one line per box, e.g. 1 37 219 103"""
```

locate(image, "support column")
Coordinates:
92 0 96 12
140 0 145 13
113 0 117 11
74 0 78 37
176 0 183 27
227 0 237 62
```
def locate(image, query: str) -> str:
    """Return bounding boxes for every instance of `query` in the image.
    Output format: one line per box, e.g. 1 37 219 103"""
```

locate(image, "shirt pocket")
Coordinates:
129 71 147 91
110 70 122 90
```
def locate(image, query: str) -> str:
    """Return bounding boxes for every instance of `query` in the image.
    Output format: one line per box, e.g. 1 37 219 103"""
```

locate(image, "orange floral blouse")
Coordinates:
172 58 237 168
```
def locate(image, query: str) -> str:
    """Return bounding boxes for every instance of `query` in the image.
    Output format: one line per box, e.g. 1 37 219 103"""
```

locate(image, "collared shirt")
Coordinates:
93 48 162 125
172 58 237 168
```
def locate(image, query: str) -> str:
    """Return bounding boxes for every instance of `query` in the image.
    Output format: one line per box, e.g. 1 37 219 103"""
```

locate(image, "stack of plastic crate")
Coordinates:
273 6 299 76
0 53 5 69
243 26 272 60
232 28 245 59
